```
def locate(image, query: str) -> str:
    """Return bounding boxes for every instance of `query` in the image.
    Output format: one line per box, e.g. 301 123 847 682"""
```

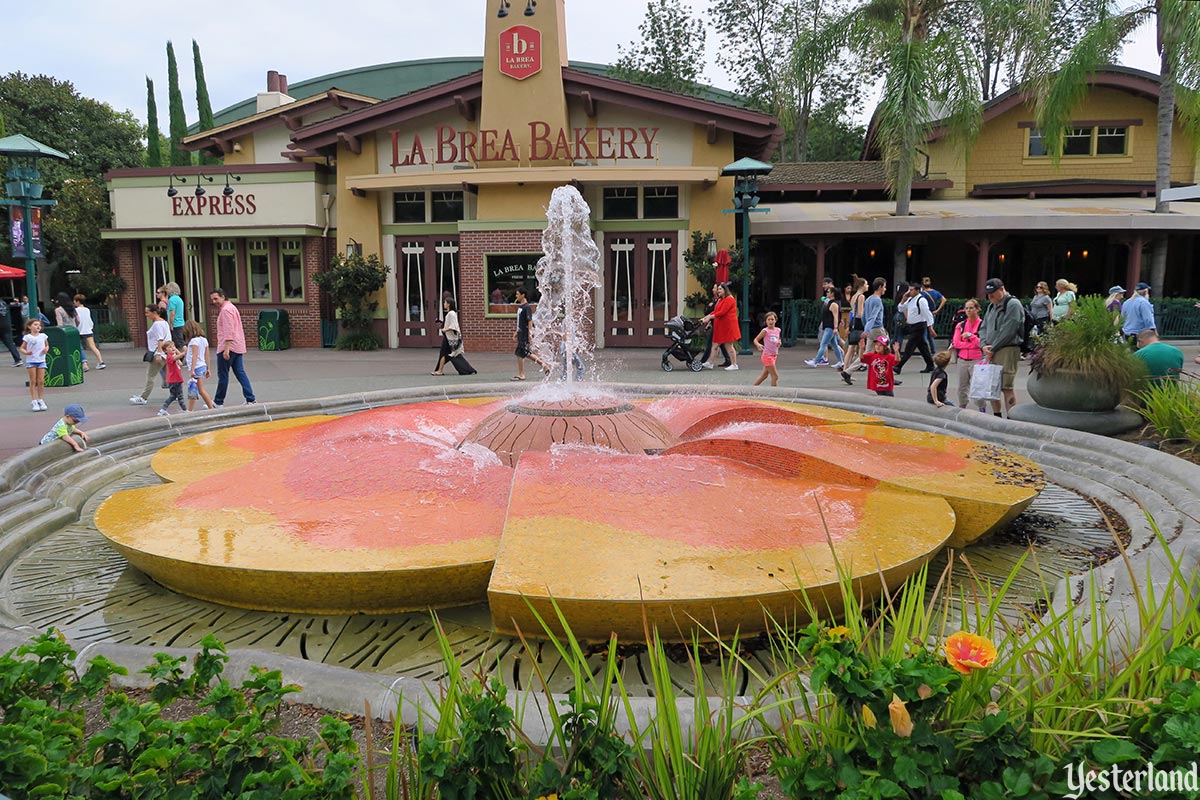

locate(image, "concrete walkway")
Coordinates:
0 340 1062 461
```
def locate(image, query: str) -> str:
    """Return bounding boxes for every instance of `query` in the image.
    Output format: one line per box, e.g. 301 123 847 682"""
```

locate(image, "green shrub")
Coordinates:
0 631 360 798
94 321 130 343
1029 295 1146 393
1134 376 1200 442
314 252 389 351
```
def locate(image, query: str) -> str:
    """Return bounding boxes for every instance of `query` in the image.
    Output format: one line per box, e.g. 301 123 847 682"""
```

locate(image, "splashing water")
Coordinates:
531 185 601 386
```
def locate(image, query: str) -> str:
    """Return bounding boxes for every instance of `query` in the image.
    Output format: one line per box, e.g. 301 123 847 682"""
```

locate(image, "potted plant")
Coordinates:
1026 295 1145 412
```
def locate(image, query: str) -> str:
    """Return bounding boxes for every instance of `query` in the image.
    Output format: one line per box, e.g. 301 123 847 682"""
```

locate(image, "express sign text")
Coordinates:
171 194 257 217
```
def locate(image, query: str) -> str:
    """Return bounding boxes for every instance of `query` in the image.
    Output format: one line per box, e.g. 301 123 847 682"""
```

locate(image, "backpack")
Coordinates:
1007 296 1037 353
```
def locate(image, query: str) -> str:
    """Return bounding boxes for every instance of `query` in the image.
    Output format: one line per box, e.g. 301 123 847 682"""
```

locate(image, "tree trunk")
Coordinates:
892 240 908 287
1151 26 1174 291
893 138 915 286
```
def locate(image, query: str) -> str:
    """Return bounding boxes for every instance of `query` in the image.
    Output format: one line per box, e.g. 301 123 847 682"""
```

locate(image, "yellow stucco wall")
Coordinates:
685 125 736 298
945 87 1197 193
476 184 556 220
222 136 256 166
336 138 382 258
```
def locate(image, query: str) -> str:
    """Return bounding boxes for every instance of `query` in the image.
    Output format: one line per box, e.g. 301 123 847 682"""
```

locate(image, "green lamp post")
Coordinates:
0 134 69 318
721 158 772 355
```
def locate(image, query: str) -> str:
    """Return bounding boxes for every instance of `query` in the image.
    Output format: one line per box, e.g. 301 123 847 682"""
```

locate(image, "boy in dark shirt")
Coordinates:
927 351 952 408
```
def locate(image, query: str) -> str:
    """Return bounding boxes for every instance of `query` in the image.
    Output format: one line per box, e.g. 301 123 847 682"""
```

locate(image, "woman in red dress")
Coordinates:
701 283 740 371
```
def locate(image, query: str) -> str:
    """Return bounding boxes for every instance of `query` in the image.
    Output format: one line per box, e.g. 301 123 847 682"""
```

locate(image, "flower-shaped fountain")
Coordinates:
95 187 1044 641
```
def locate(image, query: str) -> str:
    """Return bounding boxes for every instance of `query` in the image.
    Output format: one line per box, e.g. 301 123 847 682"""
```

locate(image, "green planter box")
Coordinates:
44 325 84 387
257 309 290 351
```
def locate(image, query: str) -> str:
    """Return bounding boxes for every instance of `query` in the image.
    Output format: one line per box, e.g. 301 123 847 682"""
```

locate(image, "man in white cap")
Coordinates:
1120 282 1155 347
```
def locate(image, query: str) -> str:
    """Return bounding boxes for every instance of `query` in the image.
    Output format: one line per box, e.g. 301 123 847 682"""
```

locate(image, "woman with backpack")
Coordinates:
951 299 987 411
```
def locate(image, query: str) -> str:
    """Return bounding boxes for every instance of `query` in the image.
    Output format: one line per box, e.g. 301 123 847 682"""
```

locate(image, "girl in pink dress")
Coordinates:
753 311 782 386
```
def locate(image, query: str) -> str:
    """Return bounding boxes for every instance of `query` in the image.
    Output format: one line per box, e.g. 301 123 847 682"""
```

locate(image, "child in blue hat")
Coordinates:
39 403 91 452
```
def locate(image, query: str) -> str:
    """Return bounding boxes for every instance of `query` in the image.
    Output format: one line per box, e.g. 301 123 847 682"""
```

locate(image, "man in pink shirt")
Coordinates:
209 288 256 406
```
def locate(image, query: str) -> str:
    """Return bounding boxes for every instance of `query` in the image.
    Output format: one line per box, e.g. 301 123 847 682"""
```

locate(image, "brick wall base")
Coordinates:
459 229 543 352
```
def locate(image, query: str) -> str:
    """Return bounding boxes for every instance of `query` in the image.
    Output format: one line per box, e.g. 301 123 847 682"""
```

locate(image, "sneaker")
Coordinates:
37 399 47 410
724 364 739 371
157 409 169 416
12 360 22 367
82 363 89 372
830 362 843 369
804 359 820 367
855 364 868 372
840 371 853 385
701 362 714 369
30 400 39 412
129 396 147 405
244 400 257 405
97 362 106 370
893 379 903 385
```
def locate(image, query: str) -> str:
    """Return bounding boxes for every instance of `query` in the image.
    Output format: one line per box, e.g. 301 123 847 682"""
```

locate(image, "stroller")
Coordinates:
661 315 705 372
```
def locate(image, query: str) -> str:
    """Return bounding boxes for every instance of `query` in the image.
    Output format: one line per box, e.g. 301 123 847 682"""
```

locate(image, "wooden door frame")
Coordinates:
602 231 678 347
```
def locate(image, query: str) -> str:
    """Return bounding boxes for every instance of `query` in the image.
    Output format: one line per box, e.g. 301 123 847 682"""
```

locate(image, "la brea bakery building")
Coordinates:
103 1 780 350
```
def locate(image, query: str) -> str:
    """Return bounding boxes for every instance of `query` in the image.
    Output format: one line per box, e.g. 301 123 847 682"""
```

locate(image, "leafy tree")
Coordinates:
193 40 217 166
0 72 143 272
611 0 707 96
840 0 983 283
712 0 864 162
0 109 5 137
41 178 125 298
1025 0 1200 291
806 100 867 161
313 252 390 350
145 77 162 167
166 41 191 167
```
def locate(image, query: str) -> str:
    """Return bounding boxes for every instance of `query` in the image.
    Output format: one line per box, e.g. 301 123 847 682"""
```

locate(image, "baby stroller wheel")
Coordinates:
688 358 704 372
661 359 674 372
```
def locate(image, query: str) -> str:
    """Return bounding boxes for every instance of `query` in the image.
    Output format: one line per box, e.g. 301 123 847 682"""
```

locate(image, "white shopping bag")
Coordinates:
968 363 1003 401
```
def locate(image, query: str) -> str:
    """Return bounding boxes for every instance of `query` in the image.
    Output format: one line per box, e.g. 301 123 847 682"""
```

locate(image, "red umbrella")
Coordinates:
0 263 26 279
714 249 731 284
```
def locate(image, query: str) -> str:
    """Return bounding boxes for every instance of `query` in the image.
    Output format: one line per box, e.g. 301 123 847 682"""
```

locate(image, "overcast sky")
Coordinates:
2 0 1162 127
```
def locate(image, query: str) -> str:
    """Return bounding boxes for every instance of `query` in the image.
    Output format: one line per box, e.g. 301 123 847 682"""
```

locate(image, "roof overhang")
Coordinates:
753 197 1200 238
182 90 379 155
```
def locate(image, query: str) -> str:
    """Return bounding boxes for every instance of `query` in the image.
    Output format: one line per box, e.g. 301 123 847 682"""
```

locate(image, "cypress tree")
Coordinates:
193 40 217 165
145 77 163 167
166 41 190 167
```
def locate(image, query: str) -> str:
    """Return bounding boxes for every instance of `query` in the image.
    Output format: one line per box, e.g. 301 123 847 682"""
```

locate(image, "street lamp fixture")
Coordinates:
721 157 773 355
222 173 242 197
497 0 510 16
705 235 718 261
195 173 214 197
0 133 68 319
524 0 537 15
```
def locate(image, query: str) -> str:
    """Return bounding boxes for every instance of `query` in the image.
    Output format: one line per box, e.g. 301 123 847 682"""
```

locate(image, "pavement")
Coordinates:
3 338 1197 463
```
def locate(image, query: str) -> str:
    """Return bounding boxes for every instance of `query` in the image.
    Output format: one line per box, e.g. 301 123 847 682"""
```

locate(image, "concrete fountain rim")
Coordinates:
1 382 1197 738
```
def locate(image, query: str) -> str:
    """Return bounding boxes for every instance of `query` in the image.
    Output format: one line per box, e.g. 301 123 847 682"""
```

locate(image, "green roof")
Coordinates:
0 133 69 160
203 58 749 131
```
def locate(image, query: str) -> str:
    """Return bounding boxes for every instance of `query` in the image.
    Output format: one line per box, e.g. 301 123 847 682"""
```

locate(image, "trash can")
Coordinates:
257 308 290 351
44 325 84 387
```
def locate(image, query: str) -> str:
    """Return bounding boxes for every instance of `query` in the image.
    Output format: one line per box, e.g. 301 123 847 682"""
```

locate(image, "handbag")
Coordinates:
142 351 157 363
968 363 1004 401
446 331 464 359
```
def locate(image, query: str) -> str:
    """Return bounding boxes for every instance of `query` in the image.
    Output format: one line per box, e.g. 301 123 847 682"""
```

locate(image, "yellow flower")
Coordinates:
827 625 852 640
861 704 877 729
944 631 997 675
888 693 913 738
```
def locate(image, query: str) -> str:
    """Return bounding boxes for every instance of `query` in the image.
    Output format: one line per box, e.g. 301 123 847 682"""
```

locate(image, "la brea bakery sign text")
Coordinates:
391 124 661 166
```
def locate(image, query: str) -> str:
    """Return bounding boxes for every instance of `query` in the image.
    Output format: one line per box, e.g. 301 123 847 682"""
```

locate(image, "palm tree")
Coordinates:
843 0 983 283
1025 0 1200 289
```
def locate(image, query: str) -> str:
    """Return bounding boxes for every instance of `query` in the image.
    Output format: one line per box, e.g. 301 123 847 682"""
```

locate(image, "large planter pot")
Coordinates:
1026 369 1121 412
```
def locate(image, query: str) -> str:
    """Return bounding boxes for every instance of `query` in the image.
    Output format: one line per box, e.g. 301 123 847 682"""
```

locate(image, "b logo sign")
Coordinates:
499 25 541 80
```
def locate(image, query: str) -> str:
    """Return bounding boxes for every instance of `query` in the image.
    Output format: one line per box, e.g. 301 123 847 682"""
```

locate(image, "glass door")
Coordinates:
604 232 677 346
141 240 175 304
397 236 460 347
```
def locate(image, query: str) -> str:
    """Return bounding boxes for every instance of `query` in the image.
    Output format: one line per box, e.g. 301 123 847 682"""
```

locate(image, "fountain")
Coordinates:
93 187 1045 642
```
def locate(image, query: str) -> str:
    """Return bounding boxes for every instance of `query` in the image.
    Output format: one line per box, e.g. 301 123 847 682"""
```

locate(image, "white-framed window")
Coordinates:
1027 125 1129 158
601 186 680 220
392 190 468 224
248 239 271 301
280 239 304 301
215 239 240 301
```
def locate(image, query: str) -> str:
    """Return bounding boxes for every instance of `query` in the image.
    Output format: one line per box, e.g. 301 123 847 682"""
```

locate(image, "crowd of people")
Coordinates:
11 274 1200 454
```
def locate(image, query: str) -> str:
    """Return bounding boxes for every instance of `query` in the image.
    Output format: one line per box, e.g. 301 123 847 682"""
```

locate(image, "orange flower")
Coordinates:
944 631 997 675
888 693 913 737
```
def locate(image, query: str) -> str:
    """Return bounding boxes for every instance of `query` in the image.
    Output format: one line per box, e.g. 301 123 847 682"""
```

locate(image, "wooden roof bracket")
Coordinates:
581 90 596 118
212 137 234 155
350 188 368 198
707 120 718 145
337 132 362 155
327 90 350 110
280 113 302 131
454 95 475 122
